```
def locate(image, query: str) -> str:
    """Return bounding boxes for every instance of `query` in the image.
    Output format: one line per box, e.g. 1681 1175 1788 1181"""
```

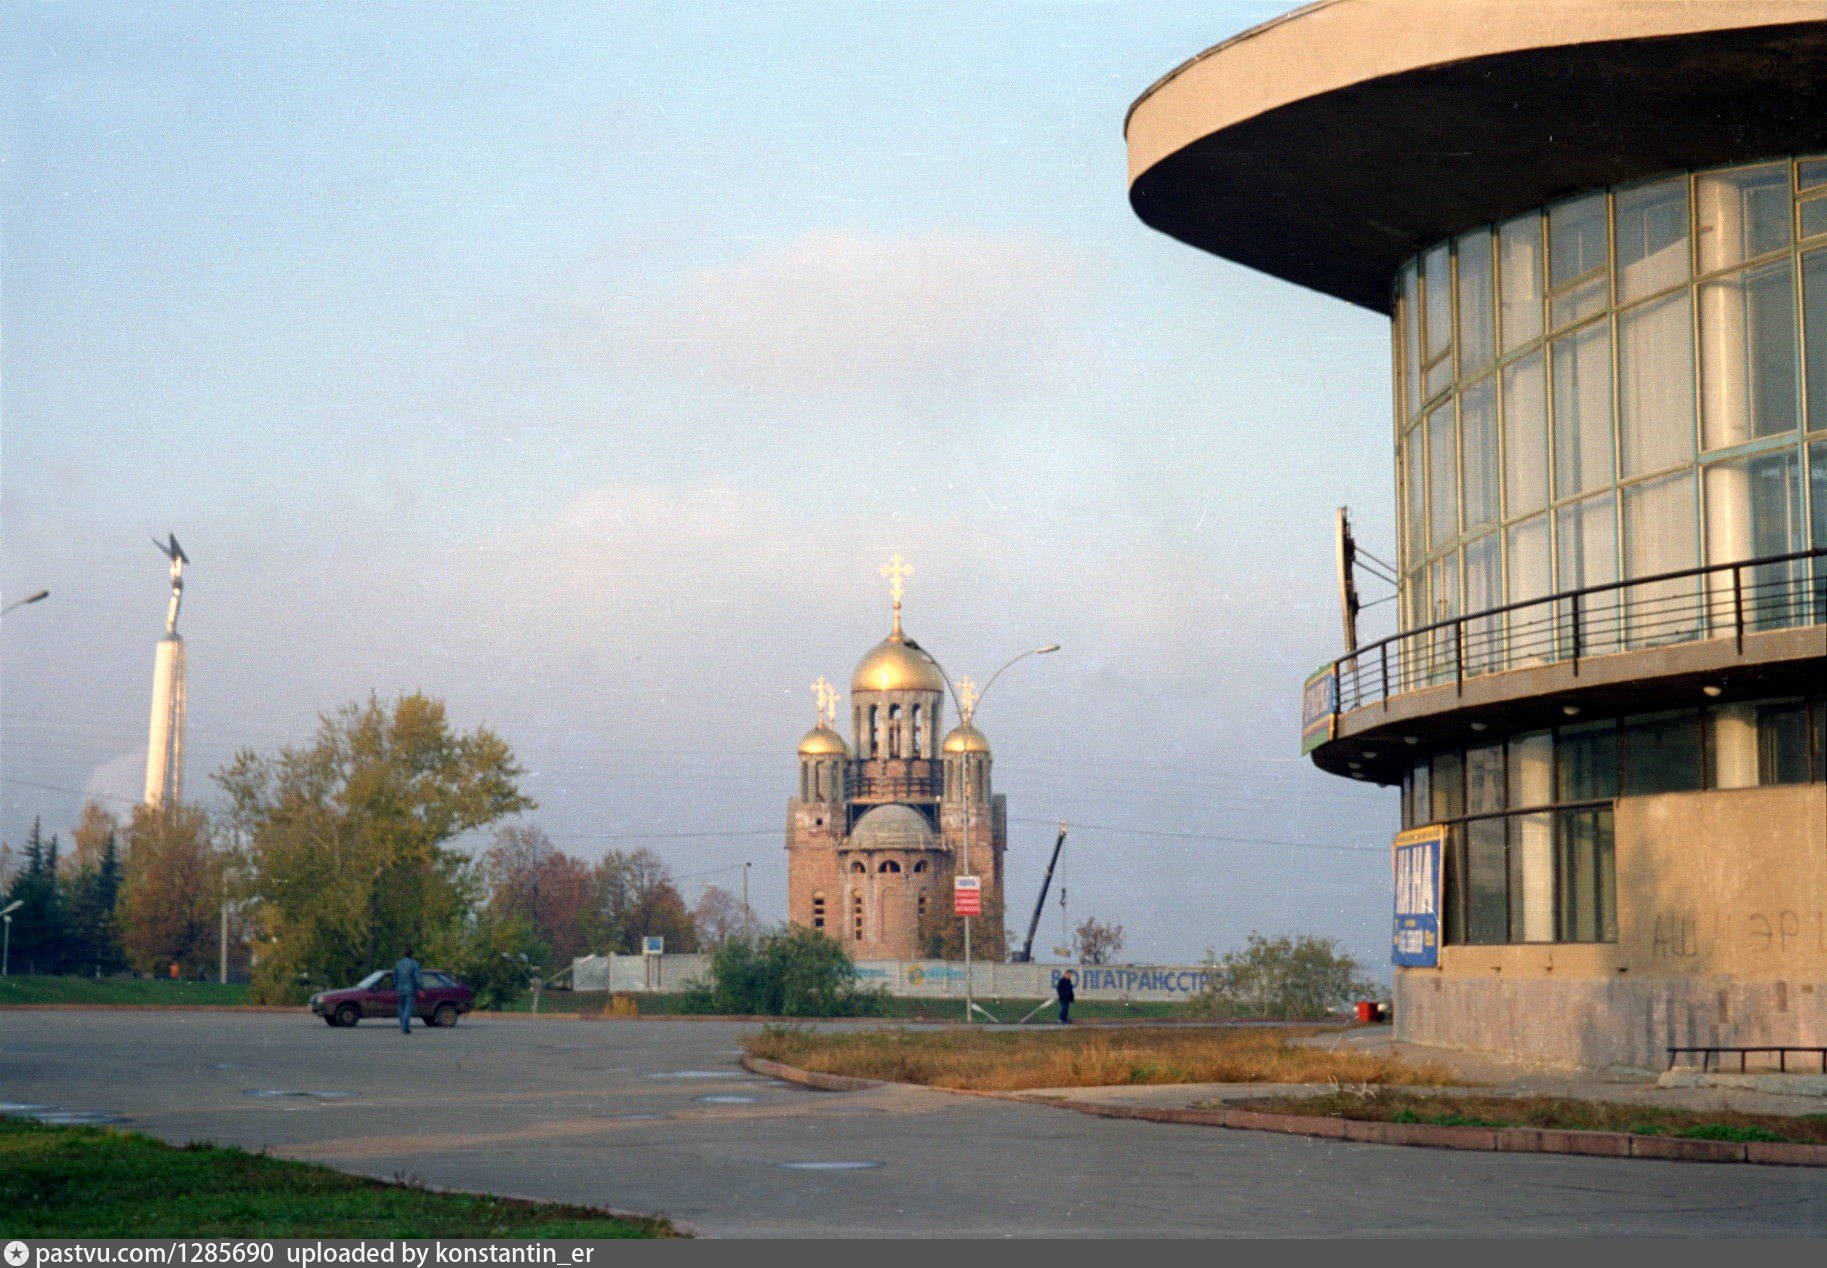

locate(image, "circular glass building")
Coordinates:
1128 0 1827 1068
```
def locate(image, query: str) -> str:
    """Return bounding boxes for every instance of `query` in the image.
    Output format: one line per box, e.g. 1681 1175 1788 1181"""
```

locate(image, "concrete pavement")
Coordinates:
2 1011 1823 1237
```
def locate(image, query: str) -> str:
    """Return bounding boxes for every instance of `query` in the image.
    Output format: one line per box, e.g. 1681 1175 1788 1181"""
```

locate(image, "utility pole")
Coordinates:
742 861 752 939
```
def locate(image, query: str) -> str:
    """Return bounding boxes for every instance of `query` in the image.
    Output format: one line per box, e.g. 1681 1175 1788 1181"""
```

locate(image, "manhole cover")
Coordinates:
780 1161 883 1171
697 1094 759 1105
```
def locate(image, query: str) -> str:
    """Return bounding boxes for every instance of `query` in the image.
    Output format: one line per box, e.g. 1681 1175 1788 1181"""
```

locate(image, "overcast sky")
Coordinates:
1 1 1404 968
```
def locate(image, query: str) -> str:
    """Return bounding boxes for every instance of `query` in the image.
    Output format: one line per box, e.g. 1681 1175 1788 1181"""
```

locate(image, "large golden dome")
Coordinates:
798 725 849 757
942 723 990 754
851 635 945 695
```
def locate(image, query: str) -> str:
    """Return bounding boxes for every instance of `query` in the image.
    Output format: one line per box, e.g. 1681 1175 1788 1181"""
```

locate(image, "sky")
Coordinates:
1 1 1404 969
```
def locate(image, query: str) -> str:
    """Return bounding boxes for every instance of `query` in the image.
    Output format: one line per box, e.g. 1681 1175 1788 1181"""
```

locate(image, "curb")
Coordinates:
738 1055 1827 1167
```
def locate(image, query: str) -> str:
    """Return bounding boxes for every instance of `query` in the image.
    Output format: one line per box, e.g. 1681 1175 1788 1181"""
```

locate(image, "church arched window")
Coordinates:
888 705 903 758
868 706 879 758
812 892 826 930
879 860 901 874
849 860 866 874
911 704 923 756
912 860 928 874
852 893 864 941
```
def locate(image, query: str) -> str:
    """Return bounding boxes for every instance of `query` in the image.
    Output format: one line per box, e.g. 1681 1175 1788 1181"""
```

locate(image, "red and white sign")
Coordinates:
953 875 982 917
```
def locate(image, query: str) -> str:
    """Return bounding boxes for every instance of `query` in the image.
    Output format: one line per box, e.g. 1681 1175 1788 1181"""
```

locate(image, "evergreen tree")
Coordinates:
65 830 127 976
5 818 71 973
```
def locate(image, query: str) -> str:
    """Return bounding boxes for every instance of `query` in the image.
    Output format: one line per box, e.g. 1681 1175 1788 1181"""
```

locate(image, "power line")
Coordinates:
1011 817 1383 856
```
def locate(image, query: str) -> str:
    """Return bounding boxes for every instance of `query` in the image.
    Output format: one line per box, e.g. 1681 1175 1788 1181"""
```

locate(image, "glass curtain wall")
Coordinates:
1391 156 1827 688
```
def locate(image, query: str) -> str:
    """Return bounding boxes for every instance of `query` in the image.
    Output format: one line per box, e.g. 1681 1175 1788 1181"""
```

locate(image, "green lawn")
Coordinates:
0 975 254 1007
0 1119 676 1238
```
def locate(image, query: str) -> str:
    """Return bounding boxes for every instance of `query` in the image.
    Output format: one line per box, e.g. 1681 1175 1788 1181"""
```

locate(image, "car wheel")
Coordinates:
321 1015 339 1027
433 1003 458 1028
334 1003 360 1028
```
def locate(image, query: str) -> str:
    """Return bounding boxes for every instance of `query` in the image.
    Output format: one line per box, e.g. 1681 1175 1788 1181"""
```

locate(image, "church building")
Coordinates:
785 558 1006 959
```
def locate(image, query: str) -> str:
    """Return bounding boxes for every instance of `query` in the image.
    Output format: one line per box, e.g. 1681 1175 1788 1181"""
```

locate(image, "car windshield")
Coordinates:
355 971 385 989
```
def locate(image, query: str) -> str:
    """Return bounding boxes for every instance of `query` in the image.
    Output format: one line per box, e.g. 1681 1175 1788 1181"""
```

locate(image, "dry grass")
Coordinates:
1235 1089 1827 1145
745 1024 1460 1091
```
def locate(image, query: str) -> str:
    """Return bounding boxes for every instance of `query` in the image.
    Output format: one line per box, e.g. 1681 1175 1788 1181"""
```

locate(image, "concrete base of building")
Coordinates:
1395 972 1827 1072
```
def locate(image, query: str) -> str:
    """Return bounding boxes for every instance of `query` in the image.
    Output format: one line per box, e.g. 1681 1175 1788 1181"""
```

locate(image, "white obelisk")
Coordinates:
144 534 188 809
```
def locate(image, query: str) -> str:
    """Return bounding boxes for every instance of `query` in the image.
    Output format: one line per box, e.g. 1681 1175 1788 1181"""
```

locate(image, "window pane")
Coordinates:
1555 807 1617 943
1509 812 1555 942
1696 163 1792 272
1802 158 1827 191
1466 818 1508 944
1401 262 1422 418
1466 743 1505 814
1622 471 1699 646
1803 197 1827 241
1502 352 1547 516
1805 250 1825 431
1402 423 1426 569
1431 749 1464 820
1505 515 1551 665
1756 700 1812 786
1427 402 1458 549
1461 378 1498 529
1700 260 1798 449
1621 710 1703 794
1498 212 1544 352
1556 721 1618 801
1410 759 1432 825
1463 532 1501 671
1552 322 1613 498
1619 292 1695 476
1559 492 1619 654
1616 177 1690 302
1423 242 1453 398
1548 194 1608 329
1813 440 1827 623
1457 229 1496 374
1705 449 1804 630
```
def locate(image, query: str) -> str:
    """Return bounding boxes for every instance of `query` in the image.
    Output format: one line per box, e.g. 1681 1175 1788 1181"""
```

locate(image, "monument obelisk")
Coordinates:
144 534 188 809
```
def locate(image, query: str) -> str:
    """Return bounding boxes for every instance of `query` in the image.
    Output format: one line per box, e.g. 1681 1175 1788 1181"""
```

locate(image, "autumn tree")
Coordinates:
1072 917 1125 965
217 692 531 1002
482 823 597 967
916 869 1006 962
1189 932 1380 1020
71 803 120 874
591 848 696 954
117 804 219 978
690 884 746 948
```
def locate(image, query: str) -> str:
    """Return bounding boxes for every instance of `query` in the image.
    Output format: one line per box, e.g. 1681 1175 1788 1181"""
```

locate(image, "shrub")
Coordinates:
678 925 887 1017
1188 931 1381 1020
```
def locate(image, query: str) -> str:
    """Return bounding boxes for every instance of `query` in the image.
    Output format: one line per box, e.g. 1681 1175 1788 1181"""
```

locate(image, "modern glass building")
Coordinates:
1127 0 1827 1068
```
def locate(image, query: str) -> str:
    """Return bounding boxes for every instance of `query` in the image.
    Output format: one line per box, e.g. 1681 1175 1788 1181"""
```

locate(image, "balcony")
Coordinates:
1303 547 1827 783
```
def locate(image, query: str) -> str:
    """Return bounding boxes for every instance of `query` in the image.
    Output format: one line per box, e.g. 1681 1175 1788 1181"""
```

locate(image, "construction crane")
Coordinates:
1012 823 1068 964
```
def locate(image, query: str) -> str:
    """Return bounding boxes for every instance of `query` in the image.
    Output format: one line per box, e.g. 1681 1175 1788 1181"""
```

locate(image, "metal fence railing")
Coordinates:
1323 547 1827 716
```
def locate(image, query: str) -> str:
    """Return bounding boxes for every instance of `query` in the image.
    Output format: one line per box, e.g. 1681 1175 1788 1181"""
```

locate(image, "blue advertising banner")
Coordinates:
1392 826 1444 968
1300 666 1338 754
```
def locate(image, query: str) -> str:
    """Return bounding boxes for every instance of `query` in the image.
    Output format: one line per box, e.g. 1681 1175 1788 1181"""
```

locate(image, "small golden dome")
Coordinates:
851 635 945 695
798 725 848 757
942 723 990 754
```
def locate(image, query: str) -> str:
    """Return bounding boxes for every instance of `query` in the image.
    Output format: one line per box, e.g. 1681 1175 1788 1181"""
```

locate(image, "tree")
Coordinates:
589 848 697 955
64 827 127 976
690 884 746 948
679 926 885 1017
482 824 596 968
216 692 532 1002
1072 917 1125 965
117 804 218 978
1189 932 1381 1020
916 869 1006 961
71 803 120 874
3 818 69 973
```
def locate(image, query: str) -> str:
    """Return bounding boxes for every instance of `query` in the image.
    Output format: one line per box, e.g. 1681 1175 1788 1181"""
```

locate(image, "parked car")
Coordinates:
310 969 474 1028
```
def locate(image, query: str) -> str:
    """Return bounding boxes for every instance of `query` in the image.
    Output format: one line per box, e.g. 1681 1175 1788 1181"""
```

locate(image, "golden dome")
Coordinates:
942 723 990 754
851 635 945 695
798 725 849 757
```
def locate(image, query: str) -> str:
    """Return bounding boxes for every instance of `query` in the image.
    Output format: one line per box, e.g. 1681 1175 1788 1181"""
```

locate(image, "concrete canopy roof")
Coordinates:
1126 0 1827 314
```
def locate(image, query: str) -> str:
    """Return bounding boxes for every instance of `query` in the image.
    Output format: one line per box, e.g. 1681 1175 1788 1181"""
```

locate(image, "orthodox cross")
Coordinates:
810 676 839 728
957 675 979 724
880 554 913 637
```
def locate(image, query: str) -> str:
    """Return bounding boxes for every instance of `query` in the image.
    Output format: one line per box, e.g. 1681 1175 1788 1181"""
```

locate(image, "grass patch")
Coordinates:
530 991 1190 1022
0 975 253 1008
0 1118 676 1238
1236 1090 1827 1145
744 1024 1457 1091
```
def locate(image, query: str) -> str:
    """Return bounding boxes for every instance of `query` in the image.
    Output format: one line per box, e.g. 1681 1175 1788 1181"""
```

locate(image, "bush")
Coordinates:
1188 931 1381 1020
678 925 887 1017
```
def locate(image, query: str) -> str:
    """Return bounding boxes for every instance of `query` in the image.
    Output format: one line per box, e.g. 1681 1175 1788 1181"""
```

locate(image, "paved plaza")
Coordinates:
4 1011 1824 1237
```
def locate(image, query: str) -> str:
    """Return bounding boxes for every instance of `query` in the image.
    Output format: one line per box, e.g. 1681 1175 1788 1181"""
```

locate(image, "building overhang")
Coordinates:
1126 0 1827 313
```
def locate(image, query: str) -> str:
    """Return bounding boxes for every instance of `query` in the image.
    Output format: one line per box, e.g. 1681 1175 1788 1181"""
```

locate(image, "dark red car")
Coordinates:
310 969 473 1028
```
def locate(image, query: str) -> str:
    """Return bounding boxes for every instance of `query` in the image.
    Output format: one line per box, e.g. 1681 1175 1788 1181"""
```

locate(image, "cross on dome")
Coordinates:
879 554 913 639
810 676 839 727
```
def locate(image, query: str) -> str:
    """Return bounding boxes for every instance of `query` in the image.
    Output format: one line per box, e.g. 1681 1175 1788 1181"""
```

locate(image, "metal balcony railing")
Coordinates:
1311 547 1827 722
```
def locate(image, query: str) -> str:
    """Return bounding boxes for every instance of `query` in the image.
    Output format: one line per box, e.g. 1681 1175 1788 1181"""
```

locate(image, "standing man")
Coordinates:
394 948 422 1035
1055 969 1076 1025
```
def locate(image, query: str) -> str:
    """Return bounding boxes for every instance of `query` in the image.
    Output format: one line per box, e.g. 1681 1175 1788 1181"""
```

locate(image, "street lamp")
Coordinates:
1 590 48 618
913 643 1060 1023
1 899 22 976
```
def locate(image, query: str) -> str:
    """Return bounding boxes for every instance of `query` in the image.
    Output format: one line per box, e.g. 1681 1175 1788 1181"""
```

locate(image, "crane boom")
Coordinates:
1014 823 1068 963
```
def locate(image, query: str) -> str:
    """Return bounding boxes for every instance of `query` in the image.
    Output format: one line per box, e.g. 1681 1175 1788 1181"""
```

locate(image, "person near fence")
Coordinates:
1056 969 1076 1024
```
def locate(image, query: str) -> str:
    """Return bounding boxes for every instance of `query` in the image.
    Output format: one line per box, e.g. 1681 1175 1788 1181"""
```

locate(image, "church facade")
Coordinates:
785 560 1006 959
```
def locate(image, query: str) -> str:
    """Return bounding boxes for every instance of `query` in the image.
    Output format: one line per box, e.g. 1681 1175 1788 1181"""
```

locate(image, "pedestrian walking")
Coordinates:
1056 969 1076 1024
394 949 422 1035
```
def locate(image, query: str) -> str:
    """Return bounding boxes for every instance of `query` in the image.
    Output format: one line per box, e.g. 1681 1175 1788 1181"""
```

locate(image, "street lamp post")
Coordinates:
1 900 22 976
913 643 1059 1023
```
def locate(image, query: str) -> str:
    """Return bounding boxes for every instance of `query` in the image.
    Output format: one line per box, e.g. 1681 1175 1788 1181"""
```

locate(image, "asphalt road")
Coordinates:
3 1011 1823 1238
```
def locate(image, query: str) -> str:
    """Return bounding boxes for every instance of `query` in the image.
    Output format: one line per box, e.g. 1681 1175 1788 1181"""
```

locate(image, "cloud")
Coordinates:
592 230 1092 415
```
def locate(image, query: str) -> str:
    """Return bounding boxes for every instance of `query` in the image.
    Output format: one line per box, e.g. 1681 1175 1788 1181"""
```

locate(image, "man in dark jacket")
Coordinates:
393 950 422 1034
1056 969 1076 1024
